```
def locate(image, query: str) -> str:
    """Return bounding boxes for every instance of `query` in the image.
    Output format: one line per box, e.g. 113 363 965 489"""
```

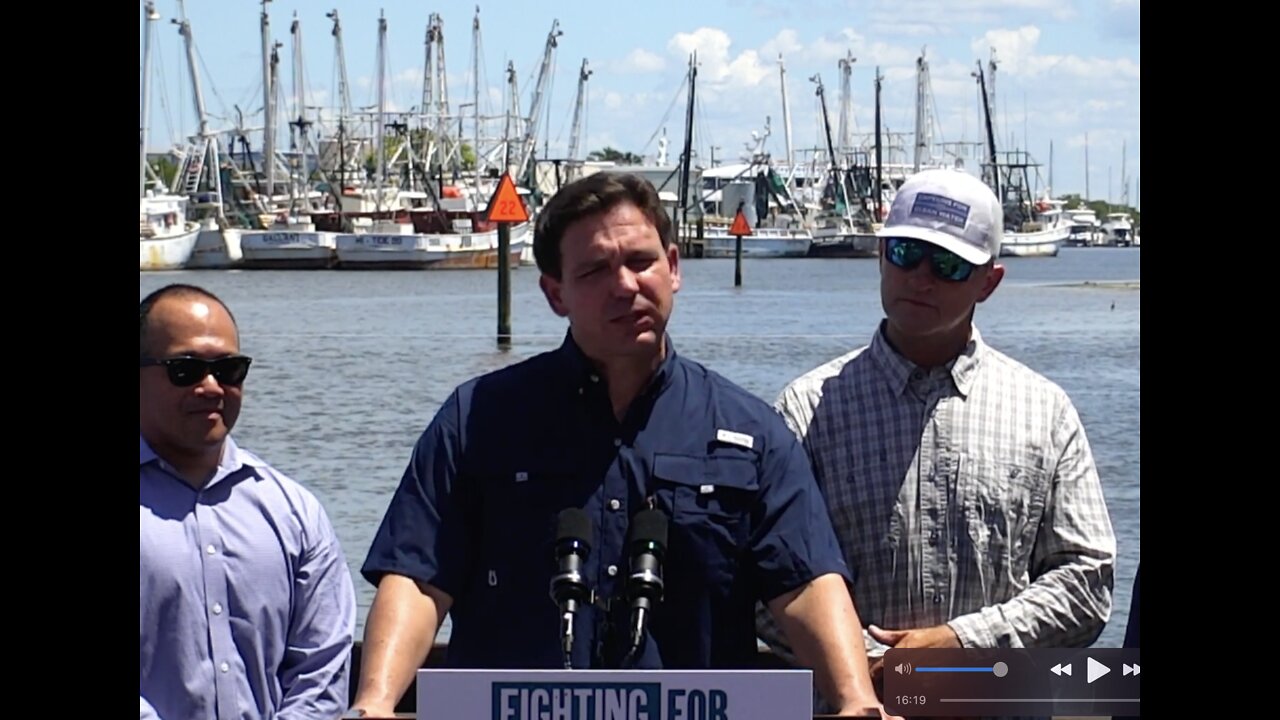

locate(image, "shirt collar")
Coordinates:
555 328 679 397
869 320 986 398
138 433 265 486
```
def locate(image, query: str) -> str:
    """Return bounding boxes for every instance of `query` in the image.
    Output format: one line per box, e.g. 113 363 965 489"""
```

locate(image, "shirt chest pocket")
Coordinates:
963 458 1049 573
651 453 759 551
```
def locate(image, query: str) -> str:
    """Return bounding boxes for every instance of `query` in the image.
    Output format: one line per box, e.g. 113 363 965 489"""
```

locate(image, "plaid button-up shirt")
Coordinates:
758 322 1116 665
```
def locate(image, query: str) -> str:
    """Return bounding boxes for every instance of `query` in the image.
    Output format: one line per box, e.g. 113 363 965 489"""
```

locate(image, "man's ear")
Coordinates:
667 243 681 293
977 263 1005 302
540 274 568 317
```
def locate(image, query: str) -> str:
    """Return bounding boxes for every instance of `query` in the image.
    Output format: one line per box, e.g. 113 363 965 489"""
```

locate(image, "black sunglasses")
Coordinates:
139 355 253 387
884 237 978 282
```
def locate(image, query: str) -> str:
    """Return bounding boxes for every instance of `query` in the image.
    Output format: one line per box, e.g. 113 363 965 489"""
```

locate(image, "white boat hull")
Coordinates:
140 223 201 271
187 226 243 269
334 223 532 269
240 231 338 269
700 229 812 258
999 225 1069 258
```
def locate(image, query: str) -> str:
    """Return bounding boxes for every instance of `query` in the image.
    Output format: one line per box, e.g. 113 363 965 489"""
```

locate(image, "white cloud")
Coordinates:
667 28 772 89
620 48 666 73
603 91 624 110
760 29 804 60
870 0 1072 26
869 21 950 37
970 26 1042 76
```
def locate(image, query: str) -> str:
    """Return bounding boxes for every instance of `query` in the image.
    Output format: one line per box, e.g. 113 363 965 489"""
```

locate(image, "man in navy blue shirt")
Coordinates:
352 172 887 717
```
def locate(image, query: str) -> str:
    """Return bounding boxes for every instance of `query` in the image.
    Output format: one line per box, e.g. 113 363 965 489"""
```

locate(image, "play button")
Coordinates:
1087 657 1111 683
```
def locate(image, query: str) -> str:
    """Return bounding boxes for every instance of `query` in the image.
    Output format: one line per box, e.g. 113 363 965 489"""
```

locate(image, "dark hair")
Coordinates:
139 283 237 360
532 171 674 278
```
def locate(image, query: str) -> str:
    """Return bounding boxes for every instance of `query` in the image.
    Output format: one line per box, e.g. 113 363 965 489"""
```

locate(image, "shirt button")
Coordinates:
205 544 216 555
613 438 622 448
609 499 621 511
219 661 230 673
590 374 600 383
577 387 584 395
212 602 223 615
929 530 939 545
933 594 943 605
607 564 618 576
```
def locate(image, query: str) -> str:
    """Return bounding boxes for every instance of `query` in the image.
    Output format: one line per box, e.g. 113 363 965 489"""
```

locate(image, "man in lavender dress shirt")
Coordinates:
140 283 356 719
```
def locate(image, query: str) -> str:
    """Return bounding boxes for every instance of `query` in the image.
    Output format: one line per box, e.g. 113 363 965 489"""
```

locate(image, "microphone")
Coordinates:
624 508 668 662
549 508 593 669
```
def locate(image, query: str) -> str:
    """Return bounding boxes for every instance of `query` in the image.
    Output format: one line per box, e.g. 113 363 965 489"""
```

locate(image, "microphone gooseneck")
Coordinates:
623 508 668 665
549 508 594 670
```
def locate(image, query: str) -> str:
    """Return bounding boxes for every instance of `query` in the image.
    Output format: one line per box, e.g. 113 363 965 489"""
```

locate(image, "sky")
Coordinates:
140 0 1140 207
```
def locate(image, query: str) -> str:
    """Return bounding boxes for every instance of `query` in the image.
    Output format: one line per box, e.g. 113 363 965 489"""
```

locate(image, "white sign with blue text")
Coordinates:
416 668 813 720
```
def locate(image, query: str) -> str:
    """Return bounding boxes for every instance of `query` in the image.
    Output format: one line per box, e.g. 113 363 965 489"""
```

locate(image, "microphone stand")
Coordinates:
561 609 575 670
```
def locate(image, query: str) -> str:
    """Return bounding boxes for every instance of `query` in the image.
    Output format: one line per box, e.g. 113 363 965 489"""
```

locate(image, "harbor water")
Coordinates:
140 246 1141 648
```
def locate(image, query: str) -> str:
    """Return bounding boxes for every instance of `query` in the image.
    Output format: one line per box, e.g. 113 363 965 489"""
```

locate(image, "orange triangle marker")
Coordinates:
485 172 530 224
729 206 753 236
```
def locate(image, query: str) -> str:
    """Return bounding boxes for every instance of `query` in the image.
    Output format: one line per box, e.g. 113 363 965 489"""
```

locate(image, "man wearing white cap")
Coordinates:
757 168 1117 713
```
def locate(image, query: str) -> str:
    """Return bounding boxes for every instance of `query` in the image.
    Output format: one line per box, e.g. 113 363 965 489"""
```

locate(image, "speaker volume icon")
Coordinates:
894 662 913 675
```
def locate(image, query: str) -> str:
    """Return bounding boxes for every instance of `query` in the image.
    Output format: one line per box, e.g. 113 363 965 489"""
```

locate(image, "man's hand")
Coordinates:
866 623 962 691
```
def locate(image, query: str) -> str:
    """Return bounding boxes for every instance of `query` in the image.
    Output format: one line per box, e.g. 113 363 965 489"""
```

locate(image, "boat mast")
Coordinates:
974 61 1000 201
290 13 312 213
874 66 883 222
374 11 387 212
778 55 795 184
837 51 854 163
173 0 224 216
677 53 697 238
567 58 591 163
140 0 160 199
261 0 276 200
913 47 931 173
472 6 481 178
811 73 851 218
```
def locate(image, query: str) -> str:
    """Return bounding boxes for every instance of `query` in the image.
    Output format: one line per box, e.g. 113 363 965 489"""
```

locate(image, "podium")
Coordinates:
415 668 814 720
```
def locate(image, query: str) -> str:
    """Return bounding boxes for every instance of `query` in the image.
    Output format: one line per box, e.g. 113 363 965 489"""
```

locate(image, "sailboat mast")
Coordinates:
140 0 160 199
777 55 794 178
677 53 697 238
975 61 999 200
567 59 591 162
837 51 854 161
812 73 849 214
875 66 883 222
1120 140 1127 206
1048 140 1054 195
175 1 208 137
913 48 930 173
473 7 481 177
175 0 224 216
375 11 387 209
291 13 312 212
326 10 353 118
261 0 275 199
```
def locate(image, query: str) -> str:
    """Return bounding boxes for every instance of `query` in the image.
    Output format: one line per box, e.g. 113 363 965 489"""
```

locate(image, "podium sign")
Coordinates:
417 668 813 720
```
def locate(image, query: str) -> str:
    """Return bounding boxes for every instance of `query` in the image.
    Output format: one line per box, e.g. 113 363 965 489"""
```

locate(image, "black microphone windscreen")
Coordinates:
628 508 668 548
556 507 593 544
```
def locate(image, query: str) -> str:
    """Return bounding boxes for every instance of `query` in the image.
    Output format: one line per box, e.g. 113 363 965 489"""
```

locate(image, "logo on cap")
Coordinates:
909 192 971 229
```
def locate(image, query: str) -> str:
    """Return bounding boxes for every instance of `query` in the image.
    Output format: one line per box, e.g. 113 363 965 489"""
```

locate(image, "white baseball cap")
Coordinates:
877 168 1003 264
